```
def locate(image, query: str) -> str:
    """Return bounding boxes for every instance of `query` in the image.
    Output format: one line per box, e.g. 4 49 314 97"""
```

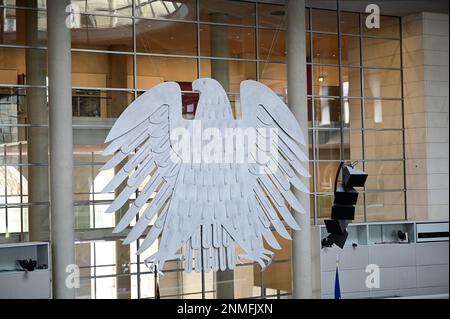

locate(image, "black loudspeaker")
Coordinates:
334 184 358 205
327 232 349 249
331 204 355 220
343 166 368 188
325 219 348 235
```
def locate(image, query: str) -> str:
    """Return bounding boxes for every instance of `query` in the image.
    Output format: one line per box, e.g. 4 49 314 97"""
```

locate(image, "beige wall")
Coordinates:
403 12 449 220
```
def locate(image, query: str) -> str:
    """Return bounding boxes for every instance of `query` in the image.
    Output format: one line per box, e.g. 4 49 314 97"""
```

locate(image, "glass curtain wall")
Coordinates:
0 0 405 299
307 8 405 224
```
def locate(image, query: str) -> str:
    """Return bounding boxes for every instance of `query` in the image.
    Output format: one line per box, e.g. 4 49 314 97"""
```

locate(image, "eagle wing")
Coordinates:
239 80 310 259
101 82 184 254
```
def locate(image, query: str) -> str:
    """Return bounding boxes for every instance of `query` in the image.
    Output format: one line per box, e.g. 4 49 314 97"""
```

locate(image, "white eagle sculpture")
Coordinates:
101 78 309 274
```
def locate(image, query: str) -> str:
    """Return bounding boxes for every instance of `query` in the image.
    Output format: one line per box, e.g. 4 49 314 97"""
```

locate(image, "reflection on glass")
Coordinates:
342 36 360 66
0 8 47 46
136 0 197 20
259 63 286 95
313 98 339 128
136 56 197 89
342 67 361 97
200 59 256 93
364 100 402 129
344 98 362 129
200 24 256 59
70 0 132 16
200 0 255 26
313 34 338 65
72 89 134 118
259 29 286 62
363 38 400 68
364 69 401 98
364 130 404 160
72 51 134 89
313 130 341 161
366 191 405 222
136 19 197 55
343 129 363 160
366 161 404 190
340 12 360 34
311 9 337 33
71 16 133 51
313 65 339 96
257 3 287 29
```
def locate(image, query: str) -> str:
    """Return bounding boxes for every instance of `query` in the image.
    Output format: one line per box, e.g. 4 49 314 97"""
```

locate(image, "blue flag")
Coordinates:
334 266 341 299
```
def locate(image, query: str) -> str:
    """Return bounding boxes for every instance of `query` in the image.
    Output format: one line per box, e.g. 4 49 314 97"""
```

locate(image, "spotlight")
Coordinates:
318 75 325 83
324 162 368 249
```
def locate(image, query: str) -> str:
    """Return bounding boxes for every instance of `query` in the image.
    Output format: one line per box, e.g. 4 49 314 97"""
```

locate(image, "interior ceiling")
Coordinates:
305 0 449 16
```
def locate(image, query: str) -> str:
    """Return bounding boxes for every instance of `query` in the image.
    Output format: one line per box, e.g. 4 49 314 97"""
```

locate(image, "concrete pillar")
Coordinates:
286 0 312 299
26 0 50 241
209 12 234 299
47 0 75 299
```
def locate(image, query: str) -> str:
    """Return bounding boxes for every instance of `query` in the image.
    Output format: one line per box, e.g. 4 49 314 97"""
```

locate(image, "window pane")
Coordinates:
312 33 338 65
364 69 401 98
71 0 132 16
364 100 402 129
340 12 360 34
136 19 197 55
314 130 341 161
313 97 340 128
313 65 339 96
259 29 286 62
342 67 361 97
199 0 255 26
315 161 340 192
72 89 134 118
200 24 256 59
0 48 48 84
200 59 256 93
364 130 404 160
342 35 360 66
136 56 197 89
311 9 337 33
366 191 405 221
72 51 134 89
1 1 46 9
363 38 400 68
259 63 286 95
71 16 133 51
257 3 287 29
363 15 400 38
135 0 197 20
343 129 363 160
366 161 404 190
0 8 47 46
344 98 362 129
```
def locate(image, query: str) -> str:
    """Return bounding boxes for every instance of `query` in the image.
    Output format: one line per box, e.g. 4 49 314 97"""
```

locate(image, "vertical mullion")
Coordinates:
399 16 407 221
255 2 265 299
91 152 95 228
359 12 368 222
3 145 8 235
308 8 317 225
196 0 206 300
336 0 344 163
19 142 24 236
255 1 260 81
196 0 201 79
131 0 142 300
